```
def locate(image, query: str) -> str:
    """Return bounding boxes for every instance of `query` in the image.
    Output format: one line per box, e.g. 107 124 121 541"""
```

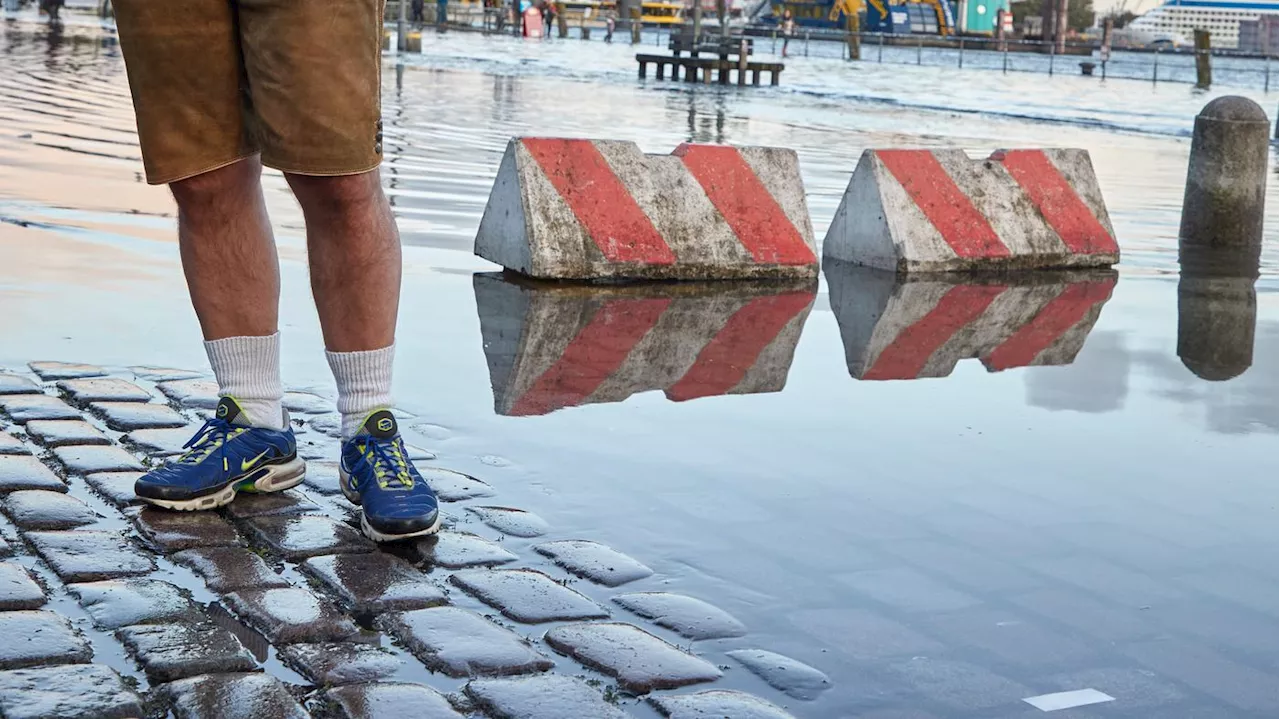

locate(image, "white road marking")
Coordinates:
1023 688 1116 712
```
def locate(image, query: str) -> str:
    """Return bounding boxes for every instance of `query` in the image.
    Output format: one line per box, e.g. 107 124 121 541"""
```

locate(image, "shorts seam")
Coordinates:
151 153 260 186
262 160 383 177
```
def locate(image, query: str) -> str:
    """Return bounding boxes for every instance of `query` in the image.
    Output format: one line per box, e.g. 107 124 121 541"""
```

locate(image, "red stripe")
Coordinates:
862 285 1006 380
983 279 1115 371
508 298 670 416
674 144 817 265
994 150 1118 256
521 139 675 265
666 291 815 402
875 150 1010 259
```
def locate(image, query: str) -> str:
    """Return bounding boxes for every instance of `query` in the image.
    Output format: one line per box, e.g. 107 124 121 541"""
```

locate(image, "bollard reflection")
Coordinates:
1177 248 1260 381
825 259 1116 380
473 273 817 416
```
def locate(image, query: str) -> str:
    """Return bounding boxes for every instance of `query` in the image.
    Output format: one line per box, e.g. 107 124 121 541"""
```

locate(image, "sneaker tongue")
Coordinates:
214 397 254 427
359 410 398 440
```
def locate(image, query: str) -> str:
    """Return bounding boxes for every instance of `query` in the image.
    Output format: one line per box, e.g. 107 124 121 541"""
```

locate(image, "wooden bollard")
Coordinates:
1194 29 1211 88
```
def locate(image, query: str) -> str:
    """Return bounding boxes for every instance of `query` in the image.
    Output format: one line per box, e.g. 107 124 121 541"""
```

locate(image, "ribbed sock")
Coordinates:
326 345 395 439
204 333 285 430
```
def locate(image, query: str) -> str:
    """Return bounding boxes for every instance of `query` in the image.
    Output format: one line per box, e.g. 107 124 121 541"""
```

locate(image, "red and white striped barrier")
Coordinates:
474 274 816 416
475 138 818 281
825 261 1115 380
823 149 1120 272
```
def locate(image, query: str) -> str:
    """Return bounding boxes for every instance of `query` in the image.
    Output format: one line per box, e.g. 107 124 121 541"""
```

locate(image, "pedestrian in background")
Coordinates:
781 8 795 57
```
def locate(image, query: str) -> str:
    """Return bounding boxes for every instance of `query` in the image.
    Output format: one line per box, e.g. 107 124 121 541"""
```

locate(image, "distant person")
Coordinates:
436 0 447 25
781 8 795 57
411 0 424 24
605 11 615 42
111 0 441 542
541 0 554 37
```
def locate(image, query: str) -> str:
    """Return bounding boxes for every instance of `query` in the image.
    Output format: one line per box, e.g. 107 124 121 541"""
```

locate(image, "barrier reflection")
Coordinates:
474 273 817 416
825 260 1117 380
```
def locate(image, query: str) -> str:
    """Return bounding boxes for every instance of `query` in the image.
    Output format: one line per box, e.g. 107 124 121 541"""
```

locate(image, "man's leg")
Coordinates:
286 170 401 440
171 157 286 429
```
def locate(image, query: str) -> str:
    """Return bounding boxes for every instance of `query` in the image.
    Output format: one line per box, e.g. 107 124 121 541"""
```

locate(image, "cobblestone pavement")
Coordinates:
0 361 815 719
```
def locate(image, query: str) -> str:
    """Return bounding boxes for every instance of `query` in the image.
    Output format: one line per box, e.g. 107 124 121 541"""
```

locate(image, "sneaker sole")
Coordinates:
359 511 442 543
340 466 443 542
139 457 307 512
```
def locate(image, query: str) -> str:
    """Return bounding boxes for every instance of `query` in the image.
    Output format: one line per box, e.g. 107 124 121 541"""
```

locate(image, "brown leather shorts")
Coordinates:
113 0 384 185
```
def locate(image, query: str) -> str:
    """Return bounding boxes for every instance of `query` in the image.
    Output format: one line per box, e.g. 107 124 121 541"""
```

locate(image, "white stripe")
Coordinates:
1023 688 1115 712
933 150 1068 259
872 152 958 270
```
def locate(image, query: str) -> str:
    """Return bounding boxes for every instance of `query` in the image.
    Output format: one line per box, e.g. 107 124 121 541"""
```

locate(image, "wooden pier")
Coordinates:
636 27 784 86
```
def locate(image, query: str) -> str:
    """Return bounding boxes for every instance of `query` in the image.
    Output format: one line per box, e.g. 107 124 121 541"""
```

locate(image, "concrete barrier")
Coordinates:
475 138 818 281
825 259 1115 380
823 149 1119 272
473 273 816 415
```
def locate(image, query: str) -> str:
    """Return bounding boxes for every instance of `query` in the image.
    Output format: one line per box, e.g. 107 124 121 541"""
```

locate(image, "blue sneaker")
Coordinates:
134 397 304 511
340 410 440 542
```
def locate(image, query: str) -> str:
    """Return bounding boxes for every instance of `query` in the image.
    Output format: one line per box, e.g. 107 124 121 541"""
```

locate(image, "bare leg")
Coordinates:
285 170 400 352
171 157 279 340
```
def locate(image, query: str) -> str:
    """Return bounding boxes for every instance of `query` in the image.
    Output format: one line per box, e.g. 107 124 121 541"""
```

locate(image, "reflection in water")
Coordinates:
824 259 1116 381
1177 248 1260 381
474 273 815 416
1026 331 1131 413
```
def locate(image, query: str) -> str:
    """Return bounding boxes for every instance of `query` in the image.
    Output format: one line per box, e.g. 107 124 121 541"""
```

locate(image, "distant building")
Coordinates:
1237 14 1279 54
956 0 1012 34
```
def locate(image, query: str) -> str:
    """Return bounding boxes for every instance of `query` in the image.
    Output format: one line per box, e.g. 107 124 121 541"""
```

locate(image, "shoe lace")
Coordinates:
355 435 414 490
176 418 247 472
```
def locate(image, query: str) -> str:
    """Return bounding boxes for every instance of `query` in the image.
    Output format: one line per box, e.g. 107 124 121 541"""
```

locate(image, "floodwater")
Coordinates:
1 18 1278 718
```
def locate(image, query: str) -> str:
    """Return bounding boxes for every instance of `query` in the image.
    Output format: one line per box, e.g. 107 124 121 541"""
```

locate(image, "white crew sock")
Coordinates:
204 333 285 430
326 345 395 439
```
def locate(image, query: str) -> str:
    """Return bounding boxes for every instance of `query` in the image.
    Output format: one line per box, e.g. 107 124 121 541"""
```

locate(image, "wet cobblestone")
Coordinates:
379 606 554 678
420 467 496 502
450 568 608 623
324 681 464 719
223 490 318 520
70 578 199 629
466 506 549 538
4 490 100 530
245 514 374 560
277 642 401 686
649 689 798 719
0 432 27 455
134 507 240 553
91 401 187 431
223 586 364 644
83 472 141 508
28 530 154 582
28 362 106 381
0 375 40 395
125 426 201 456
162 672 310 719
117 621 257 681
131 367 203 382
0 664 142 719
534 540 654 587
52 445 144 474
0 562 46 610
156 379 220 409
465 674 631 719
0 611 92 669
416 530 518 568
0 395 81 423
0 456 70 495
613 592 747 640
544 622 722 693
24 420 110 447
301 460 342 494
299 552 446 614
726 649 832 700
171 547 291 594
282 392 332 415
56 378 152 404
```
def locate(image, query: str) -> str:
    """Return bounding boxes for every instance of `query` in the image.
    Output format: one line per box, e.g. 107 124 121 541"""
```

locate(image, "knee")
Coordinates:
170 158 260 211
286 171 384 215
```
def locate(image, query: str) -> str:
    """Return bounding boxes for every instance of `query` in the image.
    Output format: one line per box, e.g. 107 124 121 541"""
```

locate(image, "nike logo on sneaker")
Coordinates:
241 450 272 472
